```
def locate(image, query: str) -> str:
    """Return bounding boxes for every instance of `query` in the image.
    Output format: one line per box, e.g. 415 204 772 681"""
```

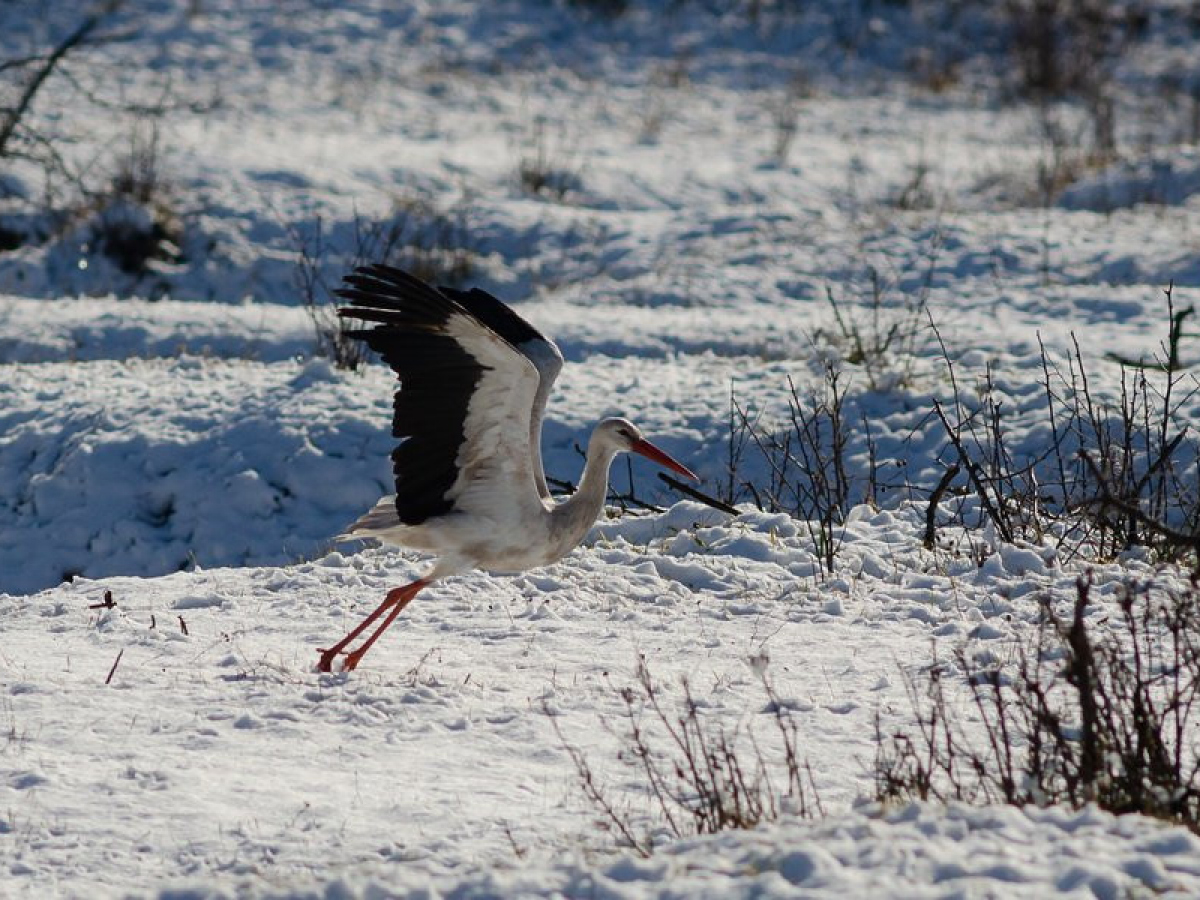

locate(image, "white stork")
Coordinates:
317 265 698 672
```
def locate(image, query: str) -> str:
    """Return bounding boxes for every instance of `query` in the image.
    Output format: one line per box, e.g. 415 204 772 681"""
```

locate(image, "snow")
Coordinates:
4 514 1196 896
4 1 1200 896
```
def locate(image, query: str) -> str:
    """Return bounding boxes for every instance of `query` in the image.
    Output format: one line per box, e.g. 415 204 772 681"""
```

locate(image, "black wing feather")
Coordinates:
336 266 487 525
336 264 548 527
439 286 542 346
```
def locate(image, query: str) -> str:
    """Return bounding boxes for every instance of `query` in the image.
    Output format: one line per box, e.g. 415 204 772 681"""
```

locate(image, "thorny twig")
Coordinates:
932 398 1014 544
658 473 739 516
88 590 116 610
104 648 124 685
1079 450 1200 568
923 464 961 550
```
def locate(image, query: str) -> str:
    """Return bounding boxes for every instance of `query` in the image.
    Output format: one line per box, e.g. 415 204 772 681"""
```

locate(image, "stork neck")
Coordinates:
550 437 619 551
576 440 619 511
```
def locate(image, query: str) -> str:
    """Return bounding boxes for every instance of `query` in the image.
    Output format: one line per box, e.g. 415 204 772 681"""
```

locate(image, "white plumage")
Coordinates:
317 265 697 672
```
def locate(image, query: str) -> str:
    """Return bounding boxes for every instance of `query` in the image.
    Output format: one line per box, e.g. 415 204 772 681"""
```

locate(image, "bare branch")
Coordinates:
0 3 124 158
658 473 739 516
923 464 961 550
1079 451 1200 567
104 648 124 685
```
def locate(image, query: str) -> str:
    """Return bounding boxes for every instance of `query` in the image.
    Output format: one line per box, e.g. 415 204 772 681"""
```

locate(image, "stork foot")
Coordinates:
315 648 340 673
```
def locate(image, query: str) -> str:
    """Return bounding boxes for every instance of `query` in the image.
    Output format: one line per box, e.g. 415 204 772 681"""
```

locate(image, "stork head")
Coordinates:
595 417 698 481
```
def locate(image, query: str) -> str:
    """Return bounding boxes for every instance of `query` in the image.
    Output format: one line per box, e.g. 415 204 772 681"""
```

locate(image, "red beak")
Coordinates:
630 438 699 481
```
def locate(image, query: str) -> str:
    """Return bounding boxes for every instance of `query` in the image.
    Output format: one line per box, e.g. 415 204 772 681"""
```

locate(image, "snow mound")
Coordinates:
165 803 1200 899
1058 150 1200 212
0 357 392 593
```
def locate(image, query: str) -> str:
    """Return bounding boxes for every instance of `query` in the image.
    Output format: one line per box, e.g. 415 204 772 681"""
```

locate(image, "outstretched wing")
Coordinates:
439 284 564 498
336 265 562 526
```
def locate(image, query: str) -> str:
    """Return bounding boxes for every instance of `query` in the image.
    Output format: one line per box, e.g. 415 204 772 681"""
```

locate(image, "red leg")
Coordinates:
342 580 425 671
316 579 427 673
316 593 399 670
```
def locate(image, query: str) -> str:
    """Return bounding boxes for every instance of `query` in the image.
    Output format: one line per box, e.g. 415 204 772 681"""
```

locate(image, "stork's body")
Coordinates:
317 265 696 673
344 419 640 574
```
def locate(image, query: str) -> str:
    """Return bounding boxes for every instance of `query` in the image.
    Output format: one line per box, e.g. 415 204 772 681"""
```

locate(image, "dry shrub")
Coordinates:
295 193 477 369
553 658 820 856
878 574 1200 833
925 288 1200 570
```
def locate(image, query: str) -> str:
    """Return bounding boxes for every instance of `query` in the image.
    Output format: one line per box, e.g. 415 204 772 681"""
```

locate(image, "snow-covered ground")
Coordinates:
4 2 1200 897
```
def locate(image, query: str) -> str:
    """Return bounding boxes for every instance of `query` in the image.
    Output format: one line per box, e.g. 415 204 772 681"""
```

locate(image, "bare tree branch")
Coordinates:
0 3 124 159
658 473 740 516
